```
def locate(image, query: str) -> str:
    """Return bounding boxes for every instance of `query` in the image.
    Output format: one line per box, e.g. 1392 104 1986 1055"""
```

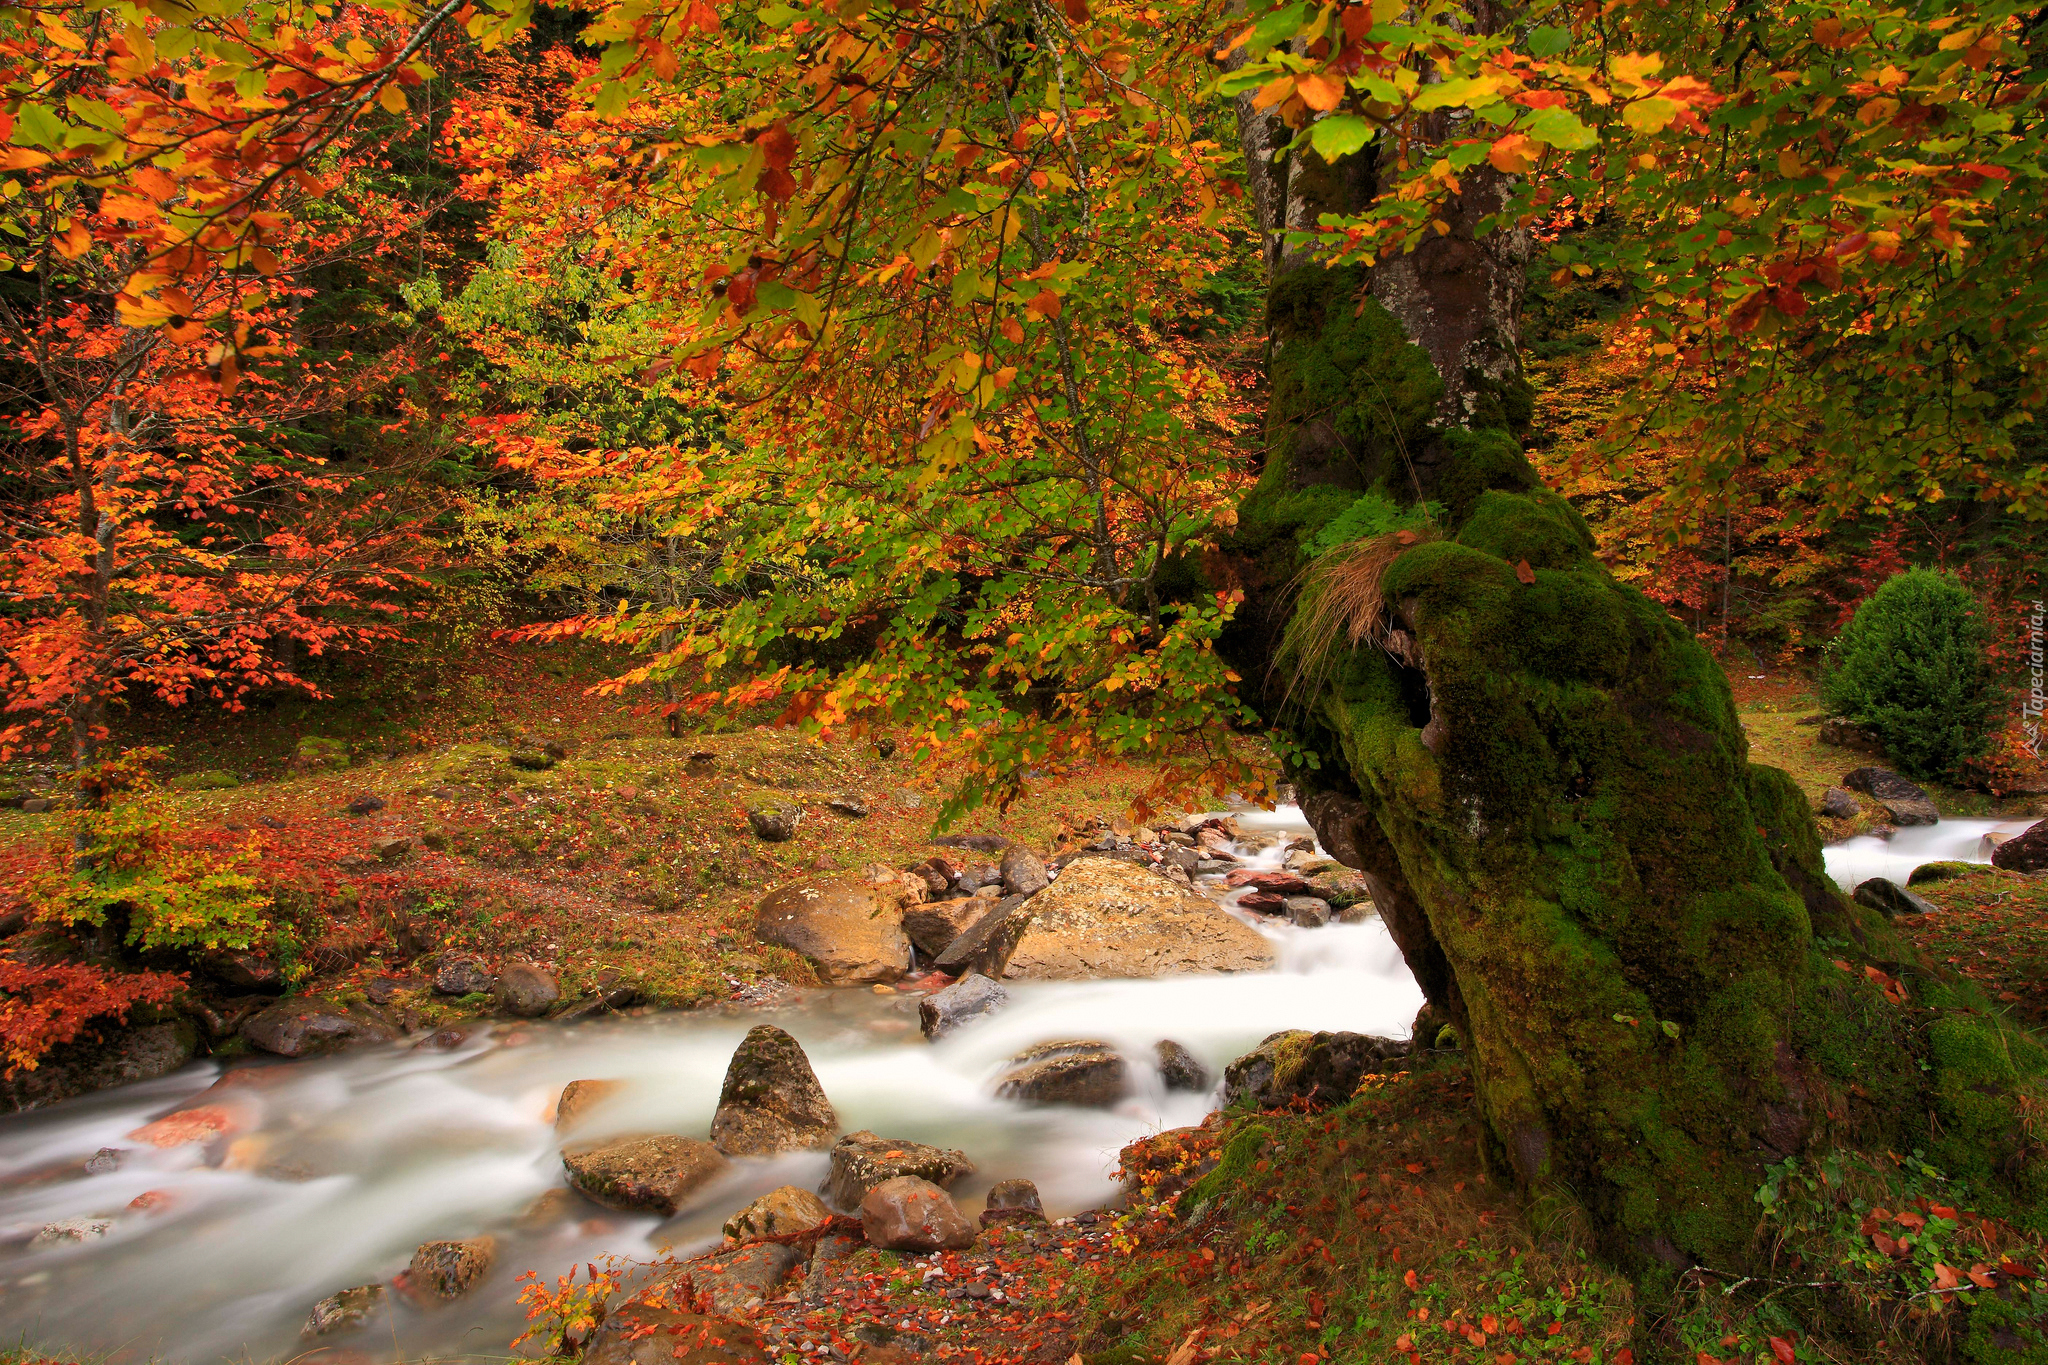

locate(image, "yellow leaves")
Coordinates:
37 14 86 51
1622 97 1681 134
52 219 91 260
1857 97 1898 127
0 148 50 170
378 82 408 115
1297 73 1345 112
1777 147 1807 178
1938 28 1980 50
1609 53 1663 93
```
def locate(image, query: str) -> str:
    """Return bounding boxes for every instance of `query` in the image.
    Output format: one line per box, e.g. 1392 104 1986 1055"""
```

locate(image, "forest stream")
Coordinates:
0 810 2007 1363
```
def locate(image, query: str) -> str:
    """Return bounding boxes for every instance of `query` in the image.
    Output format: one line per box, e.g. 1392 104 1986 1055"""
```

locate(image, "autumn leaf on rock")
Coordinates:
1515 559 1536 585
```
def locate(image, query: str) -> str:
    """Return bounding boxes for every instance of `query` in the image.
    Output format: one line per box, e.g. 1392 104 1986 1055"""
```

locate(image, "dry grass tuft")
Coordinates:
1275 528 1438 720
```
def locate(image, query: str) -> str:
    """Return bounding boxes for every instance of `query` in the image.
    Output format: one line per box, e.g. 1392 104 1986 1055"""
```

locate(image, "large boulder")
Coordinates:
433 956 494 995
496 963 560 1017
1842 767 1940 826
754 872 919 985
859 1176 976 1251
241 999 399 1059
1155 1040 1212 1092
583 1286 769 1365
822 1130 974 1211
563 1135 731 1215
0 1019 197 1113
688 1243 804 1315
1222 1030 1404 1110
723 1185 833 1242
932 895 1036 978
919 974 1007 1040
1991 819 2048 873
999 845 1050 897
708 1025 838 1156
407 1236 496 1301
1003 858 1275 979
554 1078 626 1134
993 1041 1129 1107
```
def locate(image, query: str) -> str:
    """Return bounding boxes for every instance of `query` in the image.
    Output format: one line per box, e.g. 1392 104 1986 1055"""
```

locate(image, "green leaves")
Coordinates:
1309 115 1374 160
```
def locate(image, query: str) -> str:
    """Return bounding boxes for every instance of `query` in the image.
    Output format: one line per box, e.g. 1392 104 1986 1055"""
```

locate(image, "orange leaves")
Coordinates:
754 122 799 202
1025 289 1063 319
1297 73 1346 112
683 0 720 32
1488 134 1534 173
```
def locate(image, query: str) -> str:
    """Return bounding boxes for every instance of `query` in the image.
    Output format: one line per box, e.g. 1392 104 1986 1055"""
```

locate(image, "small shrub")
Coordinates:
1821 568 1995 781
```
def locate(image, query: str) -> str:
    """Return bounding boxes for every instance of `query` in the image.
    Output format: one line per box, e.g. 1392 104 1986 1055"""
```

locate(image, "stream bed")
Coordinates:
0 804 2019 1362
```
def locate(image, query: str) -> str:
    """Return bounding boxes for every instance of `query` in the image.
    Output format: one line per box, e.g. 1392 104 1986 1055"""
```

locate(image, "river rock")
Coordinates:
1002 858 1275 980
303 1285 386 1338
932 895 1035 978
828 794 868 818
933 833 1011 855
902 898 983 957
1991 819 2048 873
691 1243 804 1315
981 1178 1044 1228
999 845 1050 897
1842 767 1940 826
129 1103 244 1147
554 1078 626 1134
746 801 802 842
1222 1030 1404 1110
496 963 560 1017
859 1176 976 1251
1853 877 1938 918
0 1019 198 1113
242 999 399 1059
433 956 494 995
723 1185 833 1242
582 1288 769 1365
994 1041 1129 1107
1283 896 1331 928
563 1134 731 1215
205 949 282 992
1305 866 1372 912
1223 869 1312 895
1818 786 1861 820
753 872 919 985
919 973 1007 1040
709 1025 838 1156
408 1236 495 1301
822 1130 974 1211
1155 1040 1212 1092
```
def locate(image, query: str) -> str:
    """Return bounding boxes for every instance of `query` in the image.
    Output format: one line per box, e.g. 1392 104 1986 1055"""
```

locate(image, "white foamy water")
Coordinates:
0 808 1422 1364
1821 817 2016 892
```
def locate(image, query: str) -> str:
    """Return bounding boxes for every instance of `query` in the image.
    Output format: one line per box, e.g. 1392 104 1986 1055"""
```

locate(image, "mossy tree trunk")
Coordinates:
1224 132 2048 1281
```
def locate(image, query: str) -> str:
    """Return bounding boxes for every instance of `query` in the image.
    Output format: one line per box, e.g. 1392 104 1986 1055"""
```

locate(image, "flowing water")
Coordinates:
0 809 1422 1363
0 804 2021 1362
1821 817 2017 892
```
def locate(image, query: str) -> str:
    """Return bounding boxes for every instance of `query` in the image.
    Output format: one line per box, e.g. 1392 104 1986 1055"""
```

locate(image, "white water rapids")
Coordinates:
0 803 2018 1362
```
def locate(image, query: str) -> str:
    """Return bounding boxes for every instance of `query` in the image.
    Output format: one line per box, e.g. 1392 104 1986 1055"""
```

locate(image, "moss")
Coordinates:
1907 860 1986 886
1182 1122 1273 1214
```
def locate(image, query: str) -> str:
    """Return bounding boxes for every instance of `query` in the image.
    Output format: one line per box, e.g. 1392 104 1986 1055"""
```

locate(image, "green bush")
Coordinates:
1821 567 1995 780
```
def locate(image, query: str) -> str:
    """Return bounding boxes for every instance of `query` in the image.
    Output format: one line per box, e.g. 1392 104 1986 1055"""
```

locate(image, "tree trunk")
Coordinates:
1225 127 2048 1280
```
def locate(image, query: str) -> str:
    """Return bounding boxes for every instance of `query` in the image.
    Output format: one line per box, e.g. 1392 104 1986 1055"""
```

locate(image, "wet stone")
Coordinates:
303 1285 386 1338
1154 1039 1212 1092
859 1176 976 1252
407 1236 496 1301
433 957 493 996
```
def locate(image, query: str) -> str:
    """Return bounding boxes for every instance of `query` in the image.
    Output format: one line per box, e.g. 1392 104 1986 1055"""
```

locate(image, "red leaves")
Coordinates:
1025 289 1063 319
1768 1335 1797 1364
0 960 185 1076
1514 559 1536 585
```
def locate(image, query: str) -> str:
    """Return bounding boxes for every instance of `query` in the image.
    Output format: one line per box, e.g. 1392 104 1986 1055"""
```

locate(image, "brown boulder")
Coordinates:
723 1185 833 1242
563 1135 731 1215
1991 819 2048 873
553 1078 626 1134
993 1041 1129 1107
709 1025 838 1156
901 898 983 956
582 1283 769 1365
407 1236 495 1301
859 1176 976 1251
1004 858 1275 980
753 872 919 985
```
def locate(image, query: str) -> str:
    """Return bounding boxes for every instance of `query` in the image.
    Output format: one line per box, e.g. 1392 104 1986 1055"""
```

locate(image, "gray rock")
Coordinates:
205 949 282 992
1820 717 1887 756
1304 865 1372 910
242 999 399 1059
433 956 494 995
803 1232 863 1303
828 794 868 818
563 1134 731 1215
1991 819 2048 873
0 1019 198 1113
746 802 802 841
84 1147 123 1174
994 1041 1128 1107
1222 1030 1404 1110
303 1284 386 1338
343 793 385 815
932 833 1011 854
1154 1040 1211 1092
370 834 416 862
408 1237 496 1301
859 1176 976 1251
919 974 1008 1040
687 1243 803 1315
31 1217 111 1247
1282 896 1331 928
1819 787 1861 820
980 1178 1044 1228
999 845 1049 897
1853 877 1939 918
1842 767 1939 826
496 963 560 1017
1160 845 1202 875
822 1130 974 1211
709 1025 838 1156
